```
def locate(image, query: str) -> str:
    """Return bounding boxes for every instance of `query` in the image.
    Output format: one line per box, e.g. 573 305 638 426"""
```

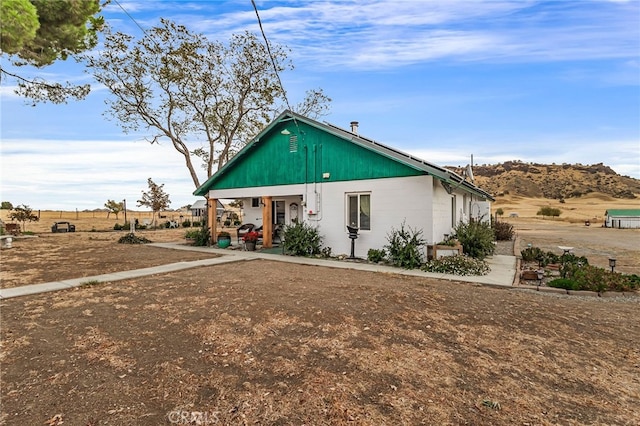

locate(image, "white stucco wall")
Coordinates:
301 175 435 257
605 216 640 229
207 175 489 258
431 180 455 242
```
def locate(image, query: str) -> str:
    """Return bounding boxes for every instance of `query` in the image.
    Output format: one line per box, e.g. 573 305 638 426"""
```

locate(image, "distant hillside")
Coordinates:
447 161 640 200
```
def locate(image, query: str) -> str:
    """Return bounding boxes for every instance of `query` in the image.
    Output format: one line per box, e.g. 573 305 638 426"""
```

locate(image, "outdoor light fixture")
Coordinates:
280 129 291 135
609 257 616 273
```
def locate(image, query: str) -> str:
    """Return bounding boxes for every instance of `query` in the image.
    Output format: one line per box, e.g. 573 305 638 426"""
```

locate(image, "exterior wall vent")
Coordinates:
289 135 298 152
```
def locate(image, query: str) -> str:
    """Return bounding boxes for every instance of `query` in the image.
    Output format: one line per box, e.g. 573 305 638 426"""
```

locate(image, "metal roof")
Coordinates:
605 209 640 217
195 110 494 200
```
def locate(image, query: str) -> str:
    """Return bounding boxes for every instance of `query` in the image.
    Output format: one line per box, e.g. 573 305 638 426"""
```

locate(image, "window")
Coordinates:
347 193 371 230
451 196 456 227
251 198 260 208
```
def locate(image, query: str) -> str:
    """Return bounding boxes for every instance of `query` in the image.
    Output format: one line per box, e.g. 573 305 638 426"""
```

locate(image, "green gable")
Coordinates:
202 121 422 191
195 110 493 200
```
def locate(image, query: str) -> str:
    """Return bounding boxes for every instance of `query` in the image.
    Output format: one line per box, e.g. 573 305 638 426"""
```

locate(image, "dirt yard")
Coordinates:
1 221 640 425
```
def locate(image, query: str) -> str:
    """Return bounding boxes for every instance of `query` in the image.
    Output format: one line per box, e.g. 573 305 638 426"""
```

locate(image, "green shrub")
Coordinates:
193 226 210 246
560 254 589 279
182 220 191 227
282 222 323 256
422 255 490 276
184 225 210 246
192 221 201 227
520 246 560 266
118 233 151 244
553 257 638 293
492 220 514 241
537 206 561 218
367 248 387 263
454 219 495 260
384 221 425 269
548 278 579 290
185 230 200 239
114 223 123 231
521 246 543 262
437 235 459 246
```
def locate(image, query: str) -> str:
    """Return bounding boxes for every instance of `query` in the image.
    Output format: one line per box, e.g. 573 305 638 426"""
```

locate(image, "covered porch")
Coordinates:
207 191 305 248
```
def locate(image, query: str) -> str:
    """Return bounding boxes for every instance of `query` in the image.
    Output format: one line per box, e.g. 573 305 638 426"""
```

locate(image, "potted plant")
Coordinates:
427 236 463 260
217 231 231 248
243 231 260 251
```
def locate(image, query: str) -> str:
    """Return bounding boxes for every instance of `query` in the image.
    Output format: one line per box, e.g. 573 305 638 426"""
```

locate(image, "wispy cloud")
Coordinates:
0 139 200 210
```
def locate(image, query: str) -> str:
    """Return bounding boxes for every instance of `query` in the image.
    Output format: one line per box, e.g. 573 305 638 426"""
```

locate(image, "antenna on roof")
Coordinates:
463 154 475 183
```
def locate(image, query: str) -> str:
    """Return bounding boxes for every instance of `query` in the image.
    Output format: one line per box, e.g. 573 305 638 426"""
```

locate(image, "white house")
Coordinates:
194 110 493 257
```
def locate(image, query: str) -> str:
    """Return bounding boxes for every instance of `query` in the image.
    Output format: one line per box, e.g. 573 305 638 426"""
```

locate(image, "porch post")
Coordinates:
262 196 273 248
208 197 217 244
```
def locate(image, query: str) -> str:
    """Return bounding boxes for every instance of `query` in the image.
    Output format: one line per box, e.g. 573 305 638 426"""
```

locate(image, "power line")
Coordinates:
251 0 300 133
113 0 149 36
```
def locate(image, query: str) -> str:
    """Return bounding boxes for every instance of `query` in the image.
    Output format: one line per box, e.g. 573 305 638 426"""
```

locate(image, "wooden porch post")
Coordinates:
262 196 273 248
208 197 217 244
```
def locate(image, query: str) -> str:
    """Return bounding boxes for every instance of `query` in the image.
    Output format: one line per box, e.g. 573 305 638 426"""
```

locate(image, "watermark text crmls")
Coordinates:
167 410 220 425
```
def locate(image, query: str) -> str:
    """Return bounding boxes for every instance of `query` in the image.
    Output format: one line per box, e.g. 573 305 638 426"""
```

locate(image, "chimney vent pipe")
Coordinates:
350 121 359 134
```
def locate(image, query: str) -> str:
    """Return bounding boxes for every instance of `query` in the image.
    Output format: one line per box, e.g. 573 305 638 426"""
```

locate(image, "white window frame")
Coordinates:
346 192 371 231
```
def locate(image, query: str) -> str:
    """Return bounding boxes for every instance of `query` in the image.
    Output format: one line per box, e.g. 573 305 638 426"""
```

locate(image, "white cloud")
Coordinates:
0 139 201 210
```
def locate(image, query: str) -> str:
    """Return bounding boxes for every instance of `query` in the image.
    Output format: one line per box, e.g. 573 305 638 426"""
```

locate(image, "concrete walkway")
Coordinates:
0 243 517 300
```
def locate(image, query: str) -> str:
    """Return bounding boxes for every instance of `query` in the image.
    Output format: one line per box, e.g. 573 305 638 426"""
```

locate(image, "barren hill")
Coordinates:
448 161 640 200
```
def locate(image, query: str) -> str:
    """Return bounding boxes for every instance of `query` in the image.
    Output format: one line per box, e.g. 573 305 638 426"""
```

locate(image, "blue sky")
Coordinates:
1 0 639 210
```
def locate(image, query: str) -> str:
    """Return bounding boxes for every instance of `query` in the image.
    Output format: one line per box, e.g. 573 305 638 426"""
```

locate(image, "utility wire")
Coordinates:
113 0 149 36
250 0 301 134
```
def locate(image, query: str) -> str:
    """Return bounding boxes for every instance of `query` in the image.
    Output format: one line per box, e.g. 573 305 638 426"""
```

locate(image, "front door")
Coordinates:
273 200 286 225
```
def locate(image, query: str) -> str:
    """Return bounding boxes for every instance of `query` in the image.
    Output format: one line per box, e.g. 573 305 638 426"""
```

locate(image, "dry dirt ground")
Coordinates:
1 224 640 425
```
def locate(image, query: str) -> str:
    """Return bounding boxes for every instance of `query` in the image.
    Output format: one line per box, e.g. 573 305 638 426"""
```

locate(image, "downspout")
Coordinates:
304 144 308 217
316 143 323 221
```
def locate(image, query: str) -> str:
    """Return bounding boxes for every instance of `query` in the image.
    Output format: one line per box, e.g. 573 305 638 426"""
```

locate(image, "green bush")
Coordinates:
454 219 495 260
282 222 323 256
560 254 589 279
384 221 425 269
118 233 151 244
548 278 579 290
182 220 191 227
422 255 490 276
492 220 514 241
521 246 543 262
367 248 386 263
192 221 201 227
520 246 560 266
553 257 638 293
537 206 561 218
184 225 210 246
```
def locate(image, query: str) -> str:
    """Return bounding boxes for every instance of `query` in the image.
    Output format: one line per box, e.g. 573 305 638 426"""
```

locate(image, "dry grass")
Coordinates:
492 192 639 223
2 262 639 425
1 198 639 425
